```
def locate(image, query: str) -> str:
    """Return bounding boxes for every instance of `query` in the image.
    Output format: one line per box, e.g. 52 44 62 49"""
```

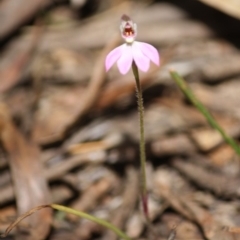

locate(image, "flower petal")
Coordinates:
105 45 123 72
132 42 150 72
117 44 133 74
137 41 160 66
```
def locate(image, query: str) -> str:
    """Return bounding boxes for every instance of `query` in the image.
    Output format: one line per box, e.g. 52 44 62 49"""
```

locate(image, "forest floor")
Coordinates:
1 0 240 239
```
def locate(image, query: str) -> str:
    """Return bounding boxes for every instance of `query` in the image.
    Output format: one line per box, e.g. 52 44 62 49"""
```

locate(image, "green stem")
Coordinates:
170 70 240 155
51 204 132 240
132 62 148 218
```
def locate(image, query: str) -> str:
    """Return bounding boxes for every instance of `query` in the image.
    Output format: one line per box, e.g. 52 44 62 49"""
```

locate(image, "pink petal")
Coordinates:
117 44 133 74
105 45 124 72
137 41 160 66
132 42 150 72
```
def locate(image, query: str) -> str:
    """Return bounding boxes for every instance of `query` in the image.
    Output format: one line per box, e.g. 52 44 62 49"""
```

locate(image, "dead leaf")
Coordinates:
0 103 52 240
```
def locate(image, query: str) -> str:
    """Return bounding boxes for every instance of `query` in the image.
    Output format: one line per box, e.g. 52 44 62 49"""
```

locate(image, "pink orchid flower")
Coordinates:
105 14 160 75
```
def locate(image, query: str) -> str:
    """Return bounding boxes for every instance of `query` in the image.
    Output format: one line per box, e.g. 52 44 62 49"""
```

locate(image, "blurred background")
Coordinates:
1 0 240 239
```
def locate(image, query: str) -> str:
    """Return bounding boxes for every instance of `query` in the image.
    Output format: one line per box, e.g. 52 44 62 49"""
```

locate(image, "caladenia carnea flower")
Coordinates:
105 15 160 232
105 14 160 74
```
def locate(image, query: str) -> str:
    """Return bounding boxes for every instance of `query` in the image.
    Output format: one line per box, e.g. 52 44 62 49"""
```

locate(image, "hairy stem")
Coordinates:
132 62 149 219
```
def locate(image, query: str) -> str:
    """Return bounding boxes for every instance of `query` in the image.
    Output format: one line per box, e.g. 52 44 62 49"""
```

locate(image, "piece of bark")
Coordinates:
151 134 195 157
46 151 107 181
67 136 123 156
171 158 240 198
0 103 52 240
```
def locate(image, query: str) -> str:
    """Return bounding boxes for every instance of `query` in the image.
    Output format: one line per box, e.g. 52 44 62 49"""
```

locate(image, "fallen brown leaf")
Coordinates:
0 103 52 240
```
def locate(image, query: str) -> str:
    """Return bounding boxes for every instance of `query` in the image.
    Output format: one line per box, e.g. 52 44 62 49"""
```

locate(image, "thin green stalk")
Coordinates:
51 204 132 240
132 62 148 217
170 70 240 155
